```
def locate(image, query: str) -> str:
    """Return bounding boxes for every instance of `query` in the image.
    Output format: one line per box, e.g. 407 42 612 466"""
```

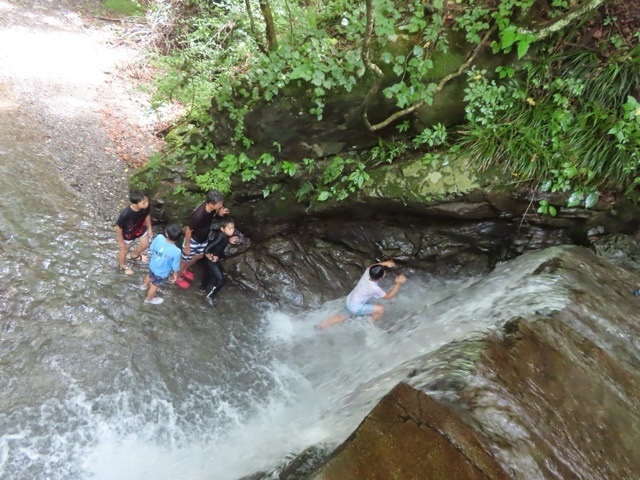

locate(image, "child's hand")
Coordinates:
219 207 230 216
395 274 407 284
169 274 178 284
229 235 239 245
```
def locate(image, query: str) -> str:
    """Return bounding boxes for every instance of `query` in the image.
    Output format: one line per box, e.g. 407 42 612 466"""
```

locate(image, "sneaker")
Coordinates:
205 296 216 307
144 297 164 305
175 278 191 289
181 270 195 281
139 284 149 290
198 285 208 295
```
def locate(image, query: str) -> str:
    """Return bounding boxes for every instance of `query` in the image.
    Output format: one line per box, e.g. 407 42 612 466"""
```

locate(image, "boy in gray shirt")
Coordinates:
317 260 406 329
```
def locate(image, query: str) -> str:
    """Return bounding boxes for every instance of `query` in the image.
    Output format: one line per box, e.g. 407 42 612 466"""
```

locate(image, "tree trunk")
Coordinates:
259 0 278 51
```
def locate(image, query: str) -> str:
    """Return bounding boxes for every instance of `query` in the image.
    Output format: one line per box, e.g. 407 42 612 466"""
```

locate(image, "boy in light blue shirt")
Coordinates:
141 224 183 305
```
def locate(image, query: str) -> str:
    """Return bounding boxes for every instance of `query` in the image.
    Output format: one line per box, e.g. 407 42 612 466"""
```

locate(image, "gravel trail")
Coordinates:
0 0 166 222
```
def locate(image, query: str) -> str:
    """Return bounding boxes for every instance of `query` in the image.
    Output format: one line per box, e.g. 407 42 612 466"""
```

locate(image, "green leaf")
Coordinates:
567 191 583 207
500 26 518 49
517 39 531 59
317 191 331 201
585 192 599 208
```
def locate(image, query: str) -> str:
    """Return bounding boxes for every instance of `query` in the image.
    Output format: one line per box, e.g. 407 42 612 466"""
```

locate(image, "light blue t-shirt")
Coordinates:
149 234 181 278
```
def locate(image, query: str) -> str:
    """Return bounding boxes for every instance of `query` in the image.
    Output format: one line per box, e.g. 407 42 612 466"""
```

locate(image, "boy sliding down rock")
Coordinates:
317 260 406 329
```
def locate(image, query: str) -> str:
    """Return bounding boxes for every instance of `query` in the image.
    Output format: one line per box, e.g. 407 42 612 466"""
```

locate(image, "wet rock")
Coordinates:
310 382 509 480
306 247 640 480
592 233 640 271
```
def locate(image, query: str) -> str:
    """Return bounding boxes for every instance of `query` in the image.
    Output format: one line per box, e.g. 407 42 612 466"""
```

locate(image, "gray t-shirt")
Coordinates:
346 270 386 311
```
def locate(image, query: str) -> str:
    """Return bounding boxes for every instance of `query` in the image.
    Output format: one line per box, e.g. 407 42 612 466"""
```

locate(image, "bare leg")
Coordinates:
146 284 159 301
316 313 349 330
118 243 131 268
370 304 385 322
130 235 150 259
178 254 203 276
142 274 151 289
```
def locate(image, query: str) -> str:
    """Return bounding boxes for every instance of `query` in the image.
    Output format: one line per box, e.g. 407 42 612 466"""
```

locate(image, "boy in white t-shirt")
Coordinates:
317 260 406 329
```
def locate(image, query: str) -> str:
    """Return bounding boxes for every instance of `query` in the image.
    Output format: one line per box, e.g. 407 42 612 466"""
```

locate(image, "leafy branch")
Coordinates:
362 18 496 132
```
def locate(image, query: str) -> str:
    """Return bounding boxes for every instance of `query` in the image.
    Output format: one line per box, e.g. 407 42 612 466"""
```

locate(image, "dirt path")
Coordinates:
0 0 170 221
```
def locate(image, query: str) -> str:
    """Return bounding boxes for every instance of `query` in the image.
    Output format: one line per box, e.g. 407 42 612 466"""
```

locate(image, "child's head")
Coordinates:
205 190 224 211
129 190 149 208
369 264 386 281
218 217 235 236
165 223 183 242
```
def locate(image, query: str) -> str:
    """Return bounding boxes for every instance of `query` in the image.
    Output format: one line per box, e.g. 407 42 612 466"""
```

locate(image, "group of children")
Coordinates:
115 190 237 305
115 189 408 327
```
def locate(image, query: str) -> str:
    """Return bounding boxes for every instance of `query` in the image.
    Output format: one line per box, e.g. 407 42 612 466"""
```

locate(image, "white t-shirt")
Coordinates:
346 270 386 312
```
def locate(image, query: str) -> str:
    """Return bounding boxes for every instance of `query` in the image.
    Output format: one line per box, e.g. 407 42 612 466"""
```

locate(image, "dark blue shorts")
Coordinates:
149 271 169 286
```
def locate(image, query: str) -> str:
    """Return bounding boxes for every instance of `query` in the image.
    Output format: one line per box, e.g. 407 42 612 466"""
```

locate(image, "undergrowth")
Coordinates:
136 0 639 211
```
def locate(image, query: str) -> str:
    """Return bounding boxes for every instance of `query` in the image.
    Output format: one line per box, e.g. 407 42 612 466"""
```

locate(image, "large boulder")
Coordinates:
310 382 509 480
306 246 640 479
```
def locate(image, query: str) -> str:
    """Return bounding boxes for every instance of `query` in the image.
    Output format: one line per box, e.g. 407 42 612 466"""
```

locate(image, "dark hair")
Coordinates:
129 190 146 204
165 223 183 242
369 264 386 280
218 217 234 229
206 190 224 205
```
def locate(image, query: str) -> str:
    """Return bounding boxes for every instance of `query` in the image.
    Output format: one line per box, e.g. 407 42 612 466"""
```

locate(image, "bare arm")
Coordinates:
115 226 125 248
145 214 153 238
382 274 406 300
373 260 396 269
183 226 193 255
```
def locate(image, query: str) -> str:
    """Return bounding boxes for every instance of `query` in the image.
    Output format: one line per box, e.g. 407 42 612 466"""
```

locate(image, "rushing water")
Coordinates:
0 93 571 479
4 82 640 478
0 94 522 479
2 13 638 479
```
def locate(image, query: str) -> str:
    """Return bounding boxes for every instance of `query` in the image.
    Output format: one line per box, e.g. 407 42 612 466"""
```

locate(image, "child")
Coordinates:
200 217 239 305
316 260 406 329
115 190 153 275
176 190 230 288
141 223 183 305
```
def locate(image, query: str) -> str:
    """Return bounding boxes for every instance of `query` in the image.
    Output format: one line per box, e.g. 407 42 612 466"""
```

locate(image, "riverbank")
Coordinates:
0 0 174 222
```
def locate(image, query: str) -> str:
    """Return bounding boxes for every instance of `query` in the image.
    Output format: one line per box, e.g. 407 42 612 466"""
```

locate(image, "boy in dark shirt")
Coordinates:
200 217 238 304
115 190 153 275
176 190 229 288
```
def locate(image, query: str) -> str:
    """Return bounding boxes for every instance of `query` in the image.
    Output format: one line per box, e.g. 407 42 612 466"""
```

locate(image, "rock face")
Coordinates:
137 143 640 309
221 208 640 308
311 382 510 480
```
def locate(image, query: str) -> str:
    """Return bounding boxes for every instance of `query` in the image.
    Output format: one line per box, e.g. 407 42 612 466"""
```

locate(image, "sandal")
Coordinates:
127 253 149 264
120 265 134 275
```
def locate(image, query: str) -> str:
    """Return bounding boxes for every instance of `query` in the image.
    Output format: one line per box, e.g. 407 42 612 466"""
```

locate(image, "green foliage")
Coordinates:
459 48 640 206
103 0 144 16
537 199 557 217
144 0 634 211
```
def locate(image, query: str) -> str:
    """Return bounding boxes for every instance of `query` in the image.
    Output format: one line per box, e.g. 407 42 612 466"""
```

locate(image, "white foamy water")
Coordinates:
1 252 571 480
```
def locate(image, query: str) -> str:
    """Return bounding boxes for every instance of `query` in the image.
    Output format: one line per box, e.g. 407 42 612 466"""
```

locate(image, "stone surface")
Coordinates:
311 382 509 480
